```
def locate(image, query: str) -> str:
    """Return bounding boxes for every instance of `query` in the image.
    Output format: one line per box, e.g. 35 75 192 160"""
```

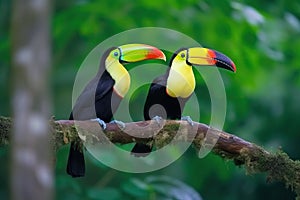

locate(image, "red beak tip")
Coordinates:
232 62 237 72
147 48 166 60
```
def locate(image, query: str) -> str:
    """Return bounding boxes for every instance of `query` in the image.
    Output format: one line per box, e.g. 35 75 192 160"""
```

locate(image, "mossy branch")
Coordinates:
1 116 299 198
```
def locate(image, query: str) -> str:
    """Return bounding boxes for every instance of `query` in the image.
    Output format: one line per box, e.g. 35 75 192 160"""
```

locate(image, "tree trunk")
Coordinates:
11 0 53 199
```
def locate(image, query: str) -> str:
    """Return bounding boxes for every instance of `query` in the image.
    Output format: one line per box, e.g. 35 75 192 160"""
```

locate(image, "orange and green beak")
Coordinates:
119 44 166 63
187 47 236 72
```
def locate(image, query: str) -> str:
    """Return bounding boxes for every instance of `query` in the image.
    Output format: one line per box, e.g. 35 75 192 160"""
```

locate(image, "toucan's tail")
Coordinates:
66 142 85 177
131 143 152 157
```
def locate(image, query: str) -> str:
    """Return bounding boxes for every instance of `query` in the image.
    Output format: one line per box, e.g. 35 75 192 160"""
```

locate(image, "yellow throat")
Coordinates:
166 53 195 98
105 59 131 98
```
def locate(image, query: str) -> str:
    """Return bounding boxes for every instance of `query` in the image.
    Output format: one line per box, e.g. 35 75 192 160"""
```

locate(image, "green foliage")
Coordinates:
87 187 122 200
1 0 300 199
122 176 202 200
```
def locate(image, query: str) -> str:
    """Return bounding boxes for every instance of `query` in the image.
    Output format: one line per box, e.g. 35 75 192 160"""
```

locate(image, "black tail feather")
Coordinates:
131 143 152 157
66 142 85 177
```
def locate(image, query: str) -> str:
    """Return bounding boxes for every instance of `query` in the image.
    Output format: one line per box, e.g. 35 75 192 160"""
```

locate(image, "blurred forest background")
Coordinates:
1 0 300 199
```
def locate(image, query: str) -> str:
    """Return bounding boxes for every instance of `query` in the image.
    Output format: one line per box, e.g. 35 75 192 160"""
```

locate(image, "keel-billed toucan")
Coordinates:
131 47 236 156
67 44 166 177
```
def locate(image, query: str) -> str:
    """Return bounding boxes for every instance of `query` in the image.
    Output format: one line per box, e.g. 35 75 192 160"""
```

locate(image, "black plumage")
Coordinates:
67 47 122 177
66 44 166 177
131 47 236 156
131 49 191 156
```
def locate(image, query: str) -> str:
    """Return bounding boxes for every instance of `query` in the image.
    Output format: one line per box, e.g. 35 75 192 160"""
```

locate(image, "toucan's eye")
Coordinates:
180 53 185 58
113 51 119 57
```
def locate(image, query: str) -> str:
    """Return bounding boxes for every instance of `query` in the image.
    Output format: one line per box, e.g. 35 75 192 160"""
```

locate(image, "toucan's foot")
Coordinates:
151 115 163 126
91 118 107 130
181 116 194 126
110 120 126 130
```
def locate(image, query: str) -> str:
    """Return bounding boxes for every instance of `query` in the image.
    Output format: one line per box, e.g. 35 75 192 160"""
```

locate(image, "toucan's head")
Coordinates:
171 47 236 72
166 47 236 98
104 44 166 98
105 44 166 68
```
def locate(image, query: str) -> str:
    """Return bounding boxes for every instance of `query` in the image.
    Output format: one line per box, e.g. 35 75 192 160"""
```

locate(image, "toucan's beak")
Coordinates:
187 47 236 72
119 44 166 63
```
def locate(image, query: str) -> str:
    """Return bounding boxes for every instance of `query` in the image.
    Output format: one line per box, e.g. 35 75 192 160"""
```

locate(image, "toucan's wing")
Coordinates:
71 73 115 120
94 72 120 122
147 73 168 96
143 71 188 120
95 72 115 101
143 74 168 120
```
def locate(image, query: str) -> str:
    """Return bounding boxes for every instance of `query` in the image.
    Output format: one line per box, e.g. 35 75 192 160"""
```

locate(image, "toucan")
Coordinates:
67 44 166 177
131 47 236 156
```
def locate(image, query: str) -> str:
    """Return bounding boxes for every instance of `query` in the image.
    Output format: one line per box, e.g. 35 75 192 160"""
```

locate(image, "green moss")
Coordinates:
164 123 180 132
212 144 300 198
154 123 179 148
237 149 300 198
67 124 84 151
0 116 11 146
261 151 300 198
51 120 83 152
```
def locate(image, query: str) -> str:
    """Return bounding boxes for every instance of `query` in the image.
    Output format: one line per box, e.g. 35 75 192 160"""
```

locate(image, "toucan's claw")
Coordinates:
110 120 126 130
91 118 107 130
181 116 194 126
151 115 163 126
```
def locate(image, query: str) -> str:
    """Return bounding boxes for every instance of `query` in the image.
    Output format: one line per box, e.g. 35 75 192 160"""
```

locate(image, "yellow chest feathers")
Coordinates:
106 62 131 98
166 61 195 98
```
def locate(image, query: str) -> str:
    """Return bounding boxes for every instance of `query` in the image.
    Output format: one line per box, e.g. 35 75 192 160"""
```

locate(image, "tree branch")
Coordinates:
1 116 299 199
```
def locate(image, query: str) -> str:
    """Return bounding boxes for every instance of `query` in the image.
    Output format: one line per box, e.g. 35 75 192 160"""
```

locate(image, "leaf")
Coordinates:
122 176 202 200
121 178 151 198
87 187 122 200
145 176 203 200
